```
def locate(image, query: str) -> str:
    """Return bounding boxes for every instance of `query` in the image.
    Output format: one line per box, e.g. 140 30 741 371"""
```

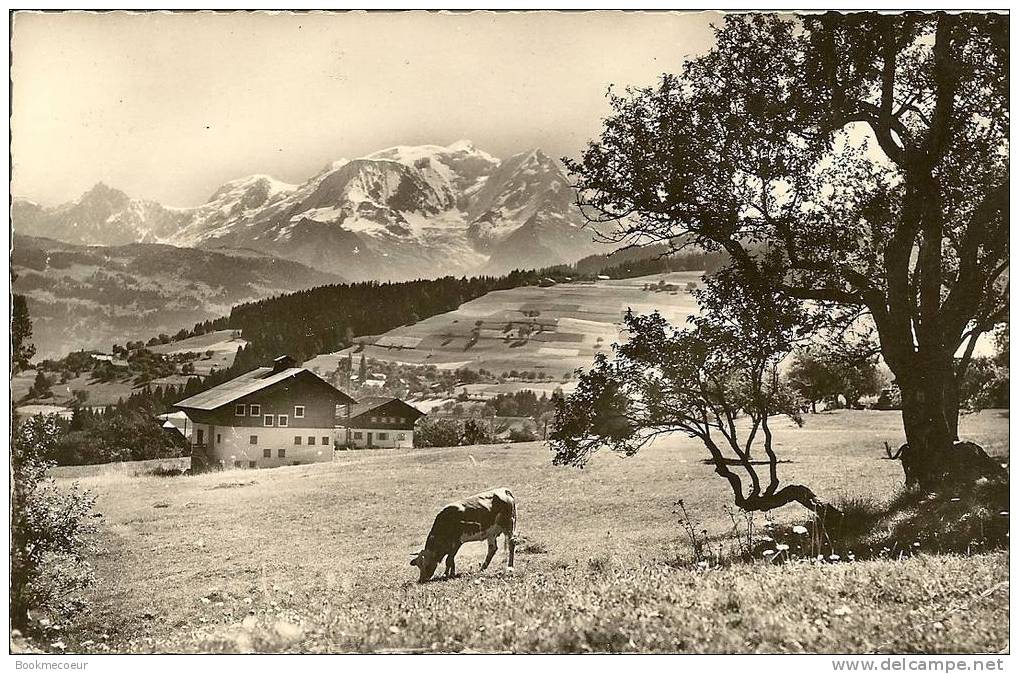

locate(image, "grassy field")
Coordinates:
52 410 1009 654
304 272 702 379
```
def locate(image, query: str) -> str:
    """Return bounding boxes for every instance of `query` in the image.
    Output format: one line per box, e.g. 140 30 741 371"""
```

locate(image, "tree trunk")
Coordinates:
897 367 1005 490
898 373 956 488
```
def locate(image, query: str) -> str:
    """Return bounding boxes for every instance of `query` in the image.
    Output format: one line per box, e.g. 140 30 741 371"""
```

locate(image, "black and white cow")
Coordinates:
410 487 516 582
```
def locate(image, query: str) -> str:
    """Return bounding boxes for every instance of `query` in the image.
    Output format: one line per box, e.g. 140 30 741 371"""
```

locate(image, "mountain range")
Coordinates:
13 141 610 281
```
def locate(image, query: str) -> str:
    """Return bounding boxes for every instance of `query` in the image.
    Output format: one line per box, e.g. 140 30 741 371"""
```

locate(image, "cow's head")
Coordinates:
409 549 440 583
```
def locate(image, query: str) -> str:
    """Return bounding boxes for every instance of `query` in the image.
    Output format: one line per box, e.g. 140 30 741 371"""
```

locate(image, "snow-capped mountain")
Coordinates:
12 183 185 246
13 141 610 280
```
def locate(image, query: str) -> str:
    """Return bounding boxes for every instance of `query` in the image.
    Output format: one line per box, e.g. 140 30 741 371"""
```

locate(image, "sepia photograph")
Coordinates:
7 7 1010 659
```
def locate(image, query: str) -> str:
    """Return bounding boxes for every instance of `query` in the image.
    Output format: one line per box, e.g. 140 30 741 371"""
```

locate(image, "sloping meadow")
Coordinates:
50 410 1008 653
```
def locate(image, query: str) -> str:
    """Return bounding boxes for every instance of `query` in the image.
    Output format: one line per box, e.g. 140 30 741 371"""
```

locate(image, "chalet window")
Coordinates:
353 431 363 439
278 448 286 458
249 404 261 417
294 436 302 445
235 404 246 416
322 436 329 446
398 433 406 441
308 436 316 445
263 448 271 458
248 461 257 469
378 432 388 441
249 435 258 445
370 416 378 423
216 434 221 444
278 415 289 427
398 417 406 424
264 414 274 427
294 405 305 418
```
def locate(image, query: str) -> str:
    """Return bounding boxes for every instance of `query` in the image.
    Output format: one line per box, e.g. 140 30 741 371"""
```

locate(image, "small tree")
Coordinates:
786 351 842 413
787 348 885 412
553 273 838 519
461 418 494 446
30 371 51 399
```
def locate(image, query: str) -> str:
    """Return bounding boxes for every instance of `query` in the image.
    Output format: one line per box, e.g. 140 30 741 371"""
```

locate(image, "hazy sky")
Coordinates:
12 11 720 207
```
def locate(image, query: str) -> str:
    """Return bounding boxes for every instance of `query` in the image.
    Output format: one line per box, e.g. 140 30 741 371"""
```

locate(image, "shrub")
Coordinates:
143 462 189 478
461 418 494 445
508 427 538 443
11 415 100 632
414 418 462 448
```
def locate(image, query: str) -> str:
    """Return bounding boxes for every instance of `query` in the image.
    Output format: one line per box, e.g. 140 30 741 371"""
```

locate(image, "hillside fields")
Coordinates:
12 330 249 413
147 330 248 376
305 271 702 379
53 410 1009 653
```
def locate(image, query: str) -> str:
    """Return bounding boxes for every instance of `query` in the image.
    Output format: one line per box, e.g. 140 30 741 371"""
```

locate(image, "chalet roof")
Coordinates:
174 367 352 411
347 396 425 420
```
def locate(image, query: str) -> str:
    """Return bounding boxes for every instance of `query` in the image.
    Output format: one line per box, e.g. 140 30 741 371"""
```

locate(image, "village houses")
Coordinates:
339 396 426 449
174 356 427 470
174 355 357 472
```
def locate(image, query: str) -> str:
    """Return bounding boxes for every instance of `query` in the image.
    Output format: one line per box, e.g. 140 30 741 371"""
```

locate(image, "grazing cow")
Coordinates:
410 487 516 583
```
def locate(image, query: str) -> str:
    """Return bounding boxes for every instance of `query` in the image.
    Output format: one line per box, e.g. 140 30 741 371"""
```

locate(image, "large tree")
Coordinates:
566 12 1008 489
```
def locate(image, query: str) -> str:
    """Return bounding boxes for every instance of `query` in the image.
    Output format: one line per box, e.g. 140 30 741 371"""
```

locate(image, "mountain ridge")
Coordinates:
11 234 344 358
13 141 610 281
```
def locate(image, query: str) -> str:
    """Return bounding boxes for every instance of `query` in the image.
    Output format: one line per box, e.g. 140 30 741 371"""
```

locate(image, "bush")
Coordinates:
11 415 100 632
414 418 496 447
414 418 462 448
508 427 538 443
461 418 494 445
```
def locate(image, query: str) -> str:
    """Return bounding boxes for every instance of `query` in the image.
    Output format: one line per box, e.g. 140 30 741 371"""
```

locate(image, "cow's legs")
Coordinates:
445 545 460 578
505 501 517 569
505 530 515 569
481 537 498 570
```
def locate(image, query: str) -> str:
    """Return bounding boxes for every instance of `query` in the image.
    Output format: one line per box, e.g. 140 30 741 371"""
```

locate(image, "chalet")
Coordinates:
158 411 193 442
91 353 129 368
340 396 426 449
174 355 356 472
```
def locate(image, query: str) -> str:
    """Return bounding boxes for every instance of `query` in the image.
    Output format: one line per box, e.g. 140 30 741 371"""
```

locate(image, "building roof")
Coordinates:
174 366 353 411
347 396 425 420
